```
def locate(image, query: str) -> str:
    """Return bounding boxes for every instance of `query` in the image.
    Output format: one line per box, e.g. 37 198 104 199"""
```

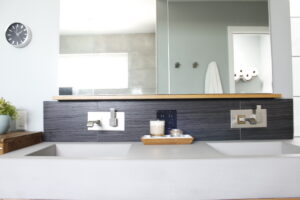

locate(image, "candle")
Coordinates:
150 120 165 136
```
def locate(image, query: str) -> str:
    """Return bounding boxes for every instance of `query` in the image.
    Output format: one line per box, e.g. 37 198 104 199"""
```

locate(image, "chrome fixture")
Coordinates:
237 115 257 125
109 108 118 127
231 105 267 128
245 118 257 125
87 111 125 131
86 120 101 128
170 129 183 137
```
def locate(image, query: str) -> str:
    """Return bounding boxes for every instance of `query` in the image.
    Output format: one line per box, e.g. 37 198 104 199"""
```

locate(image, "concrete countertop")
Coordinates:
1 139 300 160
1 139 300 199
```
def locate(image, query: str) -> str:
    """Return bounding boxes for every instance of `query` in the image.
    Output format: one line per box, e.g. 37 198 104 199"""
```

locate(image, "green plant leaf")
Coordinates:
0 97 18 120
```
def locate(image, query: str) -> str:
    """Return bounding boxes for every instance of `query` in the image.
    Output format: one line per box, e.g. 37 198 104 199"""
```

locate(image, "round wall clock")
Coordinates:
5 22 32 48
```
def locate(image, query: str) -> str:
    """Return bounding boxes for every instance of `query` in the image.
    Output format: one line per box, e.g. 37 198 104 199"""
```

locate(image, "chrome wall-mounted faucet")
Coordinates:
231 105 267 128
86 120 101 128
245 118 257 125
87 110 125 131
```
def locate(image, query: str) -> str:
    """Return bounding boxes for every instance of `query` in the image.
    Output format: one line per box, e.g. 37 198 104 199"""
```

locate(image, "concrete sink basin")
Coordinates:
26 143 132 158
206 141 300 156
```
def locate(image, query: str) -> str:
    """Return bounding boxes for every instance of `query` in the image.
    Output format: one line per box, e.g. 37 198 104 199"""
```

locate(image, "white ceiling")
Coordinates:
60 0 156 35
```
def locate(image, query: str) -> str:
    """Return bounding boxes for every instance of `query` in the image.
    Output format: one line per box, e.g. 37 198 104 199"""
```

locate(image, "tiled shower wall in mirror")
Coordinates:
59 33 156 95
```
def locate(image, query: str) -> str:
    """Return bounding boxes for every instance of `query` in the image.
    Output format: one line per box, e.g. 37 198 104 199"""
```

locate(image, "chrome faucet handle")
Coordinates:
245 118 257 125
237 115 257 125
254 105 262 122
109 108 118 127
86 121 94 127
86 120 101 127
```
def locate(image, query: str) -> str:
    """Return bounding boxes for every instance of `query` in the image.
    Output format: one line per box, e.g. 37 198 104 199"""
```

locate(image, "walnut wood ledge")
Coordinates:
53 94 282 101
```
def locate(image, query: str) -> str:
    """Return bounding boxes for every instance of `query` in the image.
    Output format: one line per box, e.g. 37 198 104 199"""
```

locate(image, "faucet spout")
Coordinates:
86 120 101 127
245 118 257 125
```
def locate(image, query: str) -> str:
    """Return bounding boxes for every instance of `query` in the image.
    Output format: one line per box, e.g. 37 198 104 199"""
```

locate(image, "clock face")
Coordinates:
5 22 32 48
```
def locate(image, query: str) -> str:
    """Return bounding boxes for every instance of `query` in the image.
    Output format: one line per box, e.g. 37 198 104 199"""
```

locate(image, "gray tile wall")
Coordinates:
44 99 293 142
60 33 156 94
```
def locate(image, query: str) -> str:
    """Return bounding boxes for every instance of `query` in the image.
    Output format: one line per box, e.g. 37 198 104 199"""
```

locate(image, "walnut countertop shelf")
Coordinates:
53 93 282 101
0 131 42 155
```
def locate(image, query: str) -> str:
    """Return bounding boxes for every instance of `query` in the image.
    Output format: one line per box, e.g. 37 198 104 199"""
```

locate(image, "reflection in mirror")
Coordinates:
167 0 272 94
58 0 156 95
58 0 273 96
229 27 272 94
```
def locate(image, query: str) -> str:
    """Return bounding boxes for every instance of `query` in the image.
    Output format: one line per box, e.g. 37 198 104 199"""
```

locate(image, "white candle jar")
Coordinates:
150 120 165 136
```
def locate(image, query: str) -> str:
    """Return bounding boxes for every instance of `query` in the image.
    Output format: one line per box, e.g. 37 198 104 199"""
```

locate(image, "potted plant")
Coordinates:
0 98 17 134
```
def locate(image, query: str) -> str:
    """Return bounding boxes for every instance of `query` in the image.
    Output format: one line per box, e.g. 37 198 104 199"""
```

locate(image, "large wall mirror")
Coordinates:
59 0 156 95
58 0 273 96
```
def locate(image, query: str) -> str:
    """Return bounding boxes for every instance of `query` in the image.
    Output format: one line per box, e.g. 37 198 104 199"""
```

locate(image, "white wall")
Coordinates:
290 0 300 136
0 0 59 131
168 1 269 94
268 0 293 98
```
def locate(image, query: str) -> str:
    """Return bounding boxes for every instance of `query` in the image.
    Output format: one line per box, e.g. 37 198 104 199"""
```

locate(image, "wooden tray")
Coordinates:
0 132 42 155
141 135 194 145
